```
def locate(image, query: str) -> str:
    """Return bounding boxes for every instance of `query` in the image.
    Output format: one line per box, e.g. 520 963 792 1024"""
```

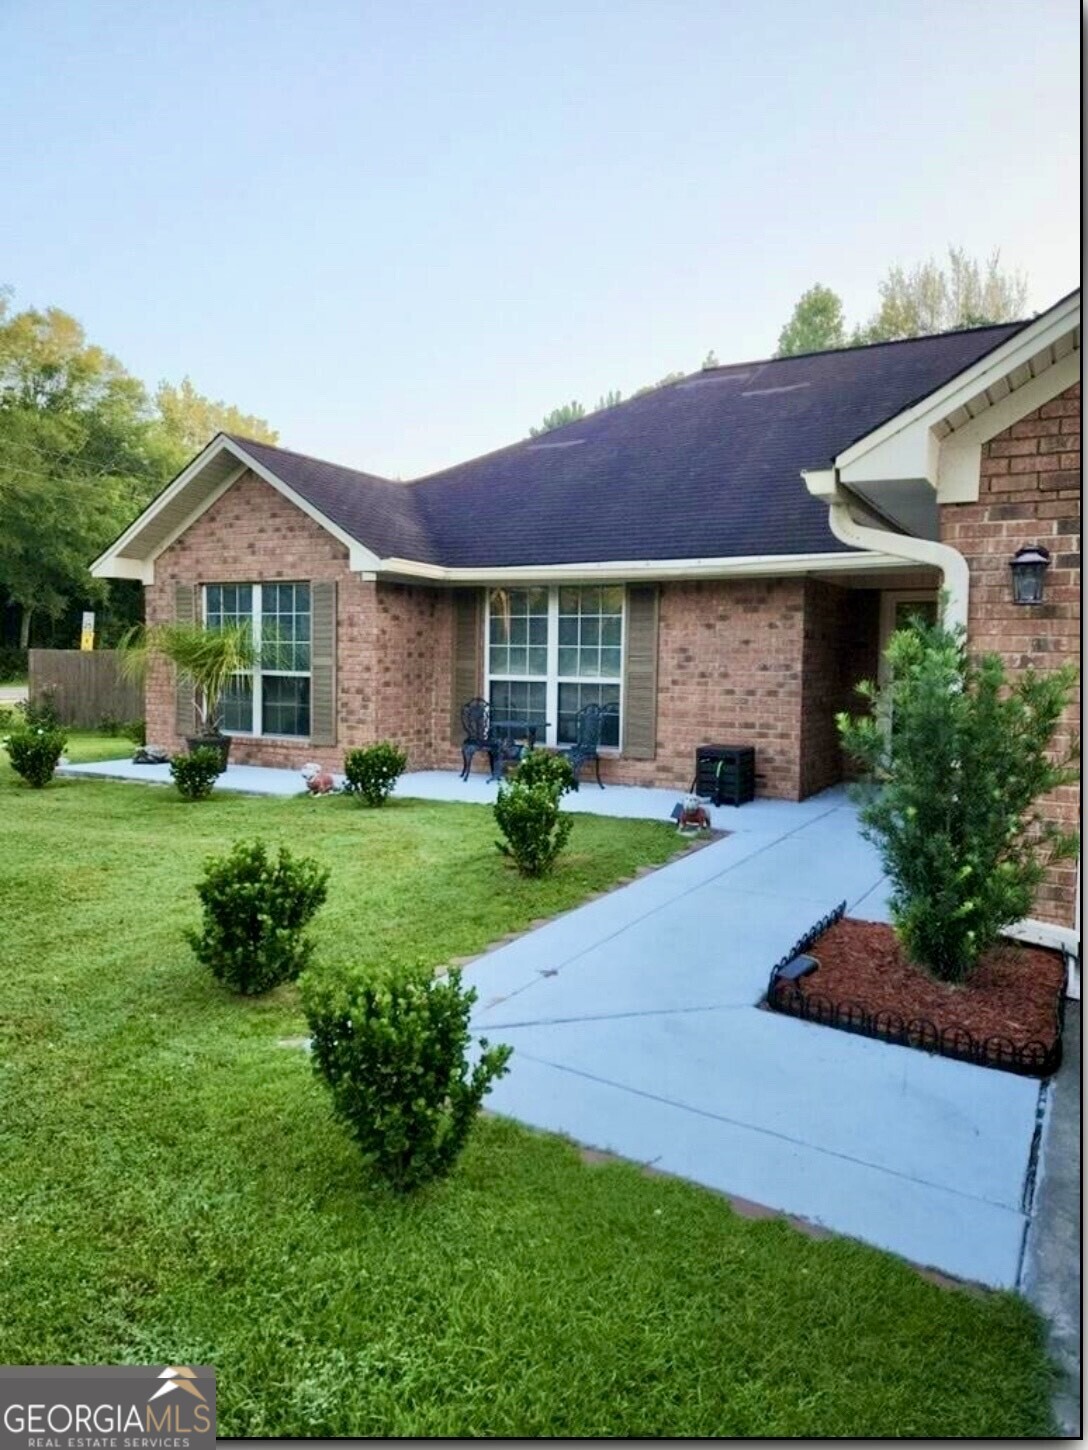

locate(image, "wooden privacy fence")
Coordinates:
28 650 143 728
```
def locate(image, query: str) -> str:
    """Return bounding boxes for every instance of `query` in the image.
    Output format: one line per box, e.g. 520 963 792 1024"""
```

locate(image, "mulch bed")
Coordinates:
768 917 1066 1077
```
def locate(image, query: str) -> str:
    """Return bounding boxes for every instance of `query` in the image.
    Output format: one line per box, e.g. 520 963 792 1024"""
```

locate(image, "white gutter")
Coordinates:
802 468 969 630
368 548 913 587
805 466 1081 975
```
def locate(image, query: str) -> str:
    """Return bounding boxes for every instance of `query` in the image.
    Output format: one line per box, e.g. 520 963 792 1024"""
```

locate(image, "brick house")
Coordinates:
93 290 1080 936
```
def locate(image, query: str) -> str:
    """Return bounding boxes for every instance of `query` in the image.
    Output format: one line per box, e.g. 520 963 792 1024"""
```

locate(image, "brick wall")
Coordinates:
373 582 446 766
433 577 884 800
799 581 881 798
939 381 1081 927
146 469 891 804
146 470 377 769
610 578 808 797
430 579 813 795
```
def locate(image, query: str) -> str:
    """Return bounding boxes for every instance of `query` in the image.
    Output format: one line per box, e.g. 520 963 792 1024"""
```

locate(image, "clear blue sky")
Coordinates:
0 0 1079 478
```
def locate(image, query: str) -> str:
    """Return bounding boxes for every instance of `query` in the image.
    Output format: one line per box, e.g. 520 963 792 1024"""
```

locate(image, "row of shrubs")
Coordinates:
190 837 512 1192
170 740 412 803
171 740 580 876
5 722 582 879
17 722 579 878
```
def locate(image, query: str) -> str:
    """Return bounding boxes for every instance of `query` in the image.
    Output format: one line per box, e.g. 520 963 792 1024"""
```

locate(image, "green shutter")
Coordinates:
450 589 483 743
174 583 197 736
622 585 659 760
310 580 337 746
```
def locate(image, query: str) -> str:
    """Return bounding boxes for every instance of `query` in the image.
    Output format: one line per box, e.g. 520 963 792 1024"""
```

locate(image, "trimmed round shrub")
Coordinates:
494 778 574 877
187 838 330 994
839 618 1079 983
170 747 222 801
4 725 67 788
302 960 512 1192
343 741 407 806
514 748 576 796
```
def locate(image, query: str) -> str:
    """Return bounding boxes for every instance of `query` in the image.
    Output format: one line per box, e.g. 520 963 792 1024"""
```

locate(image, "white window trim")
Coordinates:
485 586 625 751
202 582 312 740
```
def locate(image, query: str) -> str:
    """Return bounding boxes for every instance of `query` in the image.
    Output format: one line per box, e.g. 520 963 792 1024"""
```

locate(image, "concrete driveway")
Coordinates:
468 787 1047 1288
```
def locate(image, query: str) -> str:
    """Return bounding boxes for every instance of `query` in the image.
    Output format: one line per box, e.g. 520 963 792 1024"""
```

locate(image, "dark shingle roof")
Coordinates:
225 436 437 562
233 320 1026 568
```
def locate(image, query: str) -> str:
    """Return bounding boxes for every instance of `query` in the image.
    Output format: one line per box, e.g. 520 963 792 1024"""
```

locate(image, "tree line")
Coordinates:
0 287 277 655
529 247 1028 434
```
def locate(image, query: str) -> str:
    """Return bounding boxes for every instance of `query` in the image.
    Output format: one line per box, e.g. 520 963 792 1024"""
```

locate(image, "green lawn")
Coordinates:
63 729 136 762
0 766 1055 1436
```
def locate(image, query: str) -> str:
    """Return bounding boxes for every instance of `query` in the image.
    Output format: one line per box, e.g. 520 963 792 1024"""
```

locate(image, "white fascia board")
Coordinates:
93 556 155 584
90 435 384 580
89 434 237 579
836 294 1080 487
371 550 912 585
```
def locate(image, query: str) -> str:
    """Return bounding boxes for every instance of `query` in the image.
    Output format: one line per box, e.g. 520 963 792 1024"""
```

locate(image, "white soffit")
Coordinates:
836 294 1081 496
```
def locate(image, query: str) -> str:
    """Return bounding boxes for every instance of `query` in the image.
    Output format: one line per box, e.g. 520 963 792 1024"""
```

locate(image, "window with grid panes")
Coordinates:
203 582 311 737
486 585 623 748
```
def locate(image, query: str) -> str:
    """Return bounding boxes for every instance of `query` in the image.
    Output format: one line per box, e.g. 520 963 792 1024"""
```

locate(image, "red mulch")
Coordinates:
771 917 1065 1061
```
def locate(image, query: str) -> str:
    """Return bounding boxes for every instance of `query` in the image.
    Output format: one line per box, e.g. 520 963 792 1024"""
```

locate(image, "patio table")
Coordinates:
487 719 540 781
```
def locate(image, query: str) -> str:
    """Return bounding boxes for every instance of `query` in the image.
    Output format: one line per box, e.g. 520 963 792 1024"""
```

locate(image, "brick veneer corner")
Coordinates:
939 381 1081 927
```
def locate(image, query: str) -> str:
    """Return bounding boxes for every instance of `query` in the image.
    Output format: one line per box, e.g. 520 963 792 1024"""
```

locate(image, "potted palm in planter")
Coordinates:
120 621 258 772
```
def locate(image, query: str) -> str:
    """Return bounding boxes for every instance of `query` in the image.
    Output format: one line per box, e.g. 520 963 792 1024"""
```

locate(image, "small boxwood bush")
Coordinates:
170 747 222 801
515 748 576 795
494 778 574 877
4 725 68 788
187 838 330 995
302 961 512 1192
343 741 407 806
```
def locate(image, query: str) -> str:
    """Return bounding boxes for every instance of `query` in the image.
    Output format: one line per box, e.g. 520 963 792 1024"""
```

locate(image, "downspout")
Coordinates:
802 469 970 630
805 467 1081 972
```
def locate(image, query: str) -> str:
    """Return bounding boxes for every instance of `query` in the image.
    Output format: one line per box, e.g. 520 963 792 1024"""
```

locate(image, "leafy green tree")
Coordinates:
153 376 277 473
838 618 1078 983
853 247 1028 343
0 295 160 647
529 400 587 437
632 370 686 397
775 284 847 357
0 289 279 649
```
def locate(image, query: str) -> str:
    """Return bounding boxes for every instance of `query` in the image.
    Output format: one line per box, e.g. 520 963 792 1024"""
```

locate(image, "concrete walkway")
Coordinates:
461 792 1047 1289
58 758 811 830
59 757 1061 1291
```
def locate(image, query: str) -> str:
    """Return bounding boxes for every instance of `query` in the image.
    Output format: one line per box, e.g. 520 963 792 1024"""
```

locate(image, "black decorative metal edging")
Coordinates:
767 900 847 989
764 905 1064 1080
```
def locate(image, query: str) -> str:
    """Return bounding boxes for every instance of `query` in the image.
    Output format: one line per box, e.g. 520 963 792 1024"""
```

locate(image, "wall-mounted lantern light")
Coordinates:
1009 545 1051 605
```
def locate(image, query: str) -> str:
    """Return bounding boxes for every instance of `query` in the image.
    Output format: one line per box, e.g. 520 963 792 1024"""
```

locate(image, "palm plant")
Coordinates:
120 621 258 738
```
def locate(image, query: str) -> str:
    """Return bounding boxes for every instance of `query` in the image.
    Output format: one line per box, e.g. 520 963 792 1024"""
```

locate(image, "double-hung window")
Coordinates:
204 582 312 738
486 585 623 748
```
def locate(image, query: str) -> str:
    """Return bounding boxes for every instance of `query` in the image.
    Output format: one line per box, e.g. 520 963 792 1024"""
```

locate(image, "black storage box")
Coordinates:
693 744 756 806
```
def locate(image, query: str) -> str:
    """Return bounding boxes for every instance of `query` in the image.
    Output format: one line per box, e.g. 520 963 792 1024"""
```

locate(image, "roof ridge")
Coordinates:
700 317 1029 374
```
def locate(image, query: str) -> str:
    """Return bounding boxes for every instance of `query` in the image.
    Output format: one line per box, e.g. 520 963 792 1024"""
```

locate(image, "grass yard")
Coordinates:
63 729 136 763
0 764 1056 1437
